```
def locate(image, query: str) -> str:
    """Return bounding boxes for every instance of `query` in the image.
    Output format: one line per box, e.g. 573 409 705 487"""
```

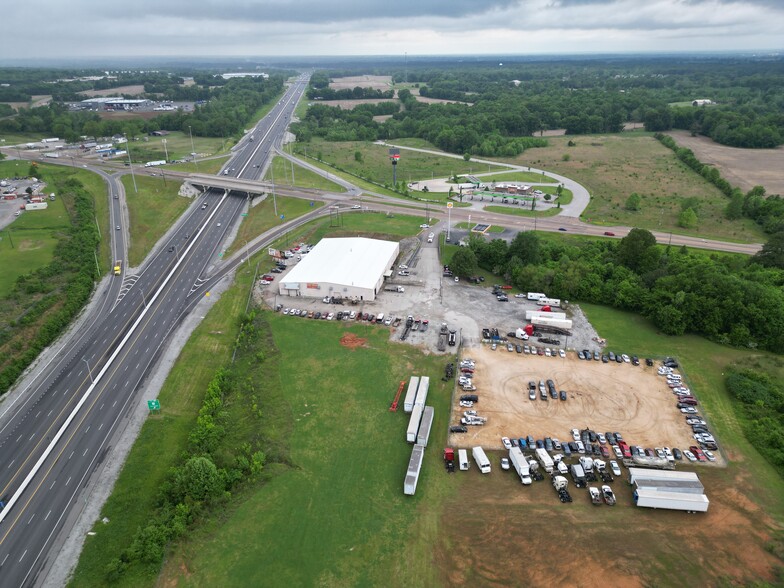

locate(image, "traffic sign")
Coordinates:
447 202 453 208
241 213 248 217
147 399 160 412
280 214 285 219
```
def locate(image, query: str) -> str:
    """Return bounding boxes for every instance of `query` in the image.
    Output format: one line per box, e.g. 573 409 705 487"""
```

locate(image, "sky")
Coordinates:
5 0 783 61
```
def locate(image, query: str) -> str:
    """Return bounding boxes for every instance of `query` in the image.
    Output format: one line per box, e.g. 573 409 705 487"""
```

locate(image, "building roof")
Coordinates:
282 237 398 290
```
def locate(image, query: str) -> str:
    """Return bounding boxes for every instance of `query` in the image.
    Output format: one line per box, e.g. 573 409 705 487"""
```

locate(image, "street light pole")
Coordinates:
125 134 137 193
271 163 278 217
81 357 94 384
162 138 169 163
189 126 198 171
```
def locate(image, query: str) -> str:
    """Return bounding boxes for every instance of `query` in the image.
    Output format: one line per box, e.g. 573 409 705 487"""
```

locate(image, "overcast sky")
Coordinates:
5 0 783 62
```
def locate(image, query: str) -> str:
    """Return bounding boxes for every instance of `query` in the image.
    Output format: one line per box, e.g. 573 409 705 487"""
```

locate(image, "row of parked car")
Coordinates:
528 379 567 401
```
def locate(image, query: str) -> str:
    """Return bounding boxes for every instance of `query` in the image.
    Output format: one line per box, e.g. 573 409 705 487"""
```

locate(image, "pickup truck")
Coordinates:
384 285 405 293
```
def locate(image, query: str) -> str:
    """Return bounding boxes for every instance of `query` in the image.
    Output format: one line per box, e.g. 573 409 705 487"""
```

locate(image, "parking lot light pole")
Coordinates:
125 134 138 193
81 358 94 384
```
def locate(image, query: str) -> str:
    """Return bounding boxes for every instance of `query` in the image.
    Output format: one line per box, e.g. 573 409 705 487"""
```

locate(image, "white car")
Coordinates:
559 349 566 358
514 293 526 298
612 445 623 458
420 223 430 228
680 407 698 414
609 460 622 476
282 308 290 315
459 400 474 408
621 354 630 363
575 440 585 453
571 428 581 441
327 313 334 320
544 348 551 357
351 204 361 209
704 450 716 461
501 437 512 450
597 433 606 444
683 450 697 462
500 457 510 471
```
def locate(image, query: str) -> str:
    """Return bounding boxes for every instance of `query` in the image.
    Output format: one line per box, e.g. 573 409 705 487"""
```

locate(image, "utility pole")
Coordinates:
271 163 278 217
81 357 94 384
189 125 198 171
162 138 169 163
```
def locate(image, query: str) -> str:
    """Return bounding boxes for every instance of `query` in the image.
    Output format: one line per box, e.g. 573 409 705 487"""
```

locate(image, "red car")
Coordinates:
690 446 708 462
603 231 616 236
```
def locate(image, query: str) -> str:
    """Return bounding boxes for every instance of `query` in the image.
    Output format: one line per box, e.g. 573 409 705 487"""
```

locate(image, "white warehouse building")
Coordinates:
278 237 400 302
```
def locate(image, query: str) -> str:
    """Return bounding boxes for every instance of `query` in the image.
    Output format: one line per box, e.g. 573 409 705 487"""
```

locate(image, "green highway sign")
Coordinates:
147 399 160 411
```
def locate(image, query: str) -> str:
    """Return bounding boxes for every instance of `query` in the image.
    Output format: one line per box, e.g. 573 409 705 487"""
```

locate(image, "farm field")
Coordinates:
504 133 766 242
318 98 397 109
328 75 393 90
667 130 784 195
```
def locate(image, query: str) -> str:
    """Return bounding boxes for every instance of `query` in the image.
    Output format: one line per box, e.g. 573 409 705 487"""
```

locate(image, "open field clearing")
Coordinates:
503 133 766 241
328 75 393 90
78 85 146 97
319 98 398 109
668 130 784 195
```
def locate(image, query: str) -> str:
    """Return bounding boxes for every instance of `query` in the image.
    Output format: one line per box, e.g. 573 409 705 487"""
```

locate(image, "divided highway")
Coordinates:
0 75 310 587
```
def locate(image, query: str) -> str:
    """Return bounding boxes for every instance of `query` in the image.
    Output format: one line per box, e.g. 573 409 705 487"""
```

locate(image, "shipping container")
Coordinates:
406 405 423 443
403 376 420 414
416 406 434 447
414 376 429 409
531 316 573 330
403 444 425 496
634 488 709 512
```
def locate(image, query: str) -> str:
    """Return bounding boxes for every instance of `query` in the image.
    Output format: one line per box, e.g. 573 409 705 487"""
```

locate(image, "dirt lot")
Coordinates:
668 130 784 195
328 75 392 91
449 346 701 453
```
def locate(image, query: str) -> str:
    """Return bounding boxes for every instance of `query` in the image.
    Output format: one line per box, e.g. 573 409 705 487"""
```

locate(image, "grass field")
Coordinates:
225 195 323 257
122 175 191 266
294 138 505 187
126 133 233 164
163 156 229 175
263 155 346 192
483 204 561 218
468 171 557 184
503 133 766 242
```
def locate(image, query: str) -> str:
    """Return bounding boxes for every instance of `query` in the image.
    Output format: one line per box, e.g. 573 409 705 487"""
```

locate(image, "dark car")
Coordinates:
605 432 616 445
518 437 527 449
599 445 610 458
450 425 468 433
673 448 683 460
563 443 572 456
601 354 609 363
558 227 567 231
560 390 567 401
460 394 479 402
615 353 623 363
577 350 585 360
582 349 591 360
645 358 654 366
545 437 553 451
645 448 655 457
536 439 545 449
271 267 283 273
261 274 274 281
314 312 321 319
568 441 578 452
631 356 640 366
516 345 523 353
526 435 535 447
593 351 600 361
603 231 616 236
588 431 597 443
608 351 616 362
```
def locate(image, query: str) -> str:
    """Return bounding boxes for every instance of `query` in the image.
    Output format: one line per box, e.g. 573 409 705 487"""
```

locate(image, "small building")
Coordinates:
278 237 399 302
692 99 714 107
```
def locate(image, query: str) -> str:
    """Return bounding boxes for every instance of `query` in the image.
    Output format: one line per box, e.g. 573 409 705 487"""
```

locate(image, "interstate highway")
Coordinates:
0 74 309 587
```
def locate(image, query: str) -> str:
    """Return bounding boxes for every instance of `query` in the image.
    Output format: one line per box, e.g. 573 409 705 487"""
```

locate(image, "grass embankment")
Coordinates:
121 175 190 267
506 133 765 241
163 156 229 175
127 133 233 164
293 138 505 200
264 155 347 192
225 195 323 257
462 171 557 184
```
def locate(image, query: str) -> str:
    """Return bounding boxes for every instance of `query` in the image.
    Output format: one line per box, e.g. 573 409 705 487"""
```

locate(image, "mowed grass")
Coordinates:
163 156 230 175
263 155 346 192
503 133 766 241
295 138 505 187
69 256 256 588
122 175 191 266
126 133 233 163
158 315 458 587
471 171 557 184
225 195 323 257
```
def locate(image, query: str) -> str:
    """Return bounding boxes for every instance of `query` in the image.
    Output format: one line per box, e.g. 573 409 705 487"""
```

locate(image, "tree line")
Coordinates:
449 229 784 353
0 170 100 395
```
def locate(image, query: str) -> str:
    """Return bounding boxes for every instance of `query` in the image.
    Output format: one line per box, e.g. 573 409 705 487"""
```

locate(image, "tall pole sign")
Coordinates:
389 148 400 186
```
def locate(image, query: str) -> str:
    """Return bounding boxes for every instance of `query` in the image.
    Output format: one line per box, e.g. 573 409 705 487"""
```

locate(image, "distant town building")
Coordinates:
692 99 714 107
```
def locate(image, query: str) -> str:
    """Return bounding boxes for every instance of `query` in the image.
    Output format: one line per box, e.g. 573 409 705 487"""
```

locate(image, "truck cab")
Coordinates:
113 260 122 275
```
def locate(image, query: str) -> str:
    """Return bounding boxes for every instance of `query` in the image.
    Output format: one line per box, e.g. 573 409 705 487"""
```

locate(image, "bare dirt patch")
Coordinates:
79 84 146 97
328 75 392 91
319 98 397 110
668 130 784 195
413 95 473 106
340 332 367 350
533 129 567 137
449 346 699 451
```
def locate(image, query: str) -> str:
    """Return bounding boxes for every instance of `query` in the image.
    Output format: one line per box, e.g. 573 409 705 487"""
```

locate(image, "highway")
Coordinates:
0 74 310 587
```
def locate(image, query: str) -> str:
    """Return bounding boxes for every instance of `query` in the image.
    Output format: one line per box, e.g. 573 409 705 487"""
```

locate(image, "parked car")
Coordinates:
610 460 622 476
559 390 567 401
500 457 510 471
501 437 512 450
450 425 468 433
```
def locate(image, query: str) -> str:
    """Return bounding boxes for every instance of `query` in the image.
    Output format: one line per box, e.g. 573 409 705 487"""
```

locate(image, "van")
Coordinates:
376 313 384 323
458 449 470 471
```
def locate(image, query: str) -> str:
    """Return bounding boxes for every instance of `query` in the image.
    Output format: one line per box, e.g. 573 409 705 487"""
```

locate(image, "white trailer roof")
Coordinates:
282 237 399 290
635 479 704 493
628 468 701 483
635 487 710 505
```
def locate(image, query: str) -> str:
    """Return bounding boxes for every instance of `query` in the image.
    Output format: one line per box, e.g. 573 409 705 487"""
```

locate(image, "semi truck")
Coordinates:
633 489 709 512
113 260 122 275
384 286 405 293
570 463 586 487
406 405 423 443
472 447 491 474
535 447 554 473
509 447 532 485
553 475 572 502
416 406 434 447
531 316 573 330
144 160 166 167
524 310 567 321
536 297 562 307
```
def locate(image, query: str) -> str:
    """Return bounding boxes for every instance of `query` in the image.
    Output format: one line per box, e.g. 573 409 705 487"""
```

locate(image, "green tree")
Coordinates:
174 456 224 503
678 207 698 229
725 190 744 220
354 150 363 162
617 228 659 273
463 152 471 162
508 231 541 266
449 247 478 277
753 230 784 269
625 192 641 211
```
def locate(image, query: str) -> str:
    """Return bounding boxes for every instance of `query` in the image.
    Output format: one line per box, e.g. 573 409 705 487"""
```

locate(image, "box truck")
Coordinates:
509 447 532 485
458 449 470 471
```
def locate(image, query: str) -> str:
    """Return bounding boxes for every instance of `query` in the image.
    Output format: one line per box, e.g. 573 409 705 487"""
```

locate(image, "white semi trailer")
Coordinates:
508 447 532 485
